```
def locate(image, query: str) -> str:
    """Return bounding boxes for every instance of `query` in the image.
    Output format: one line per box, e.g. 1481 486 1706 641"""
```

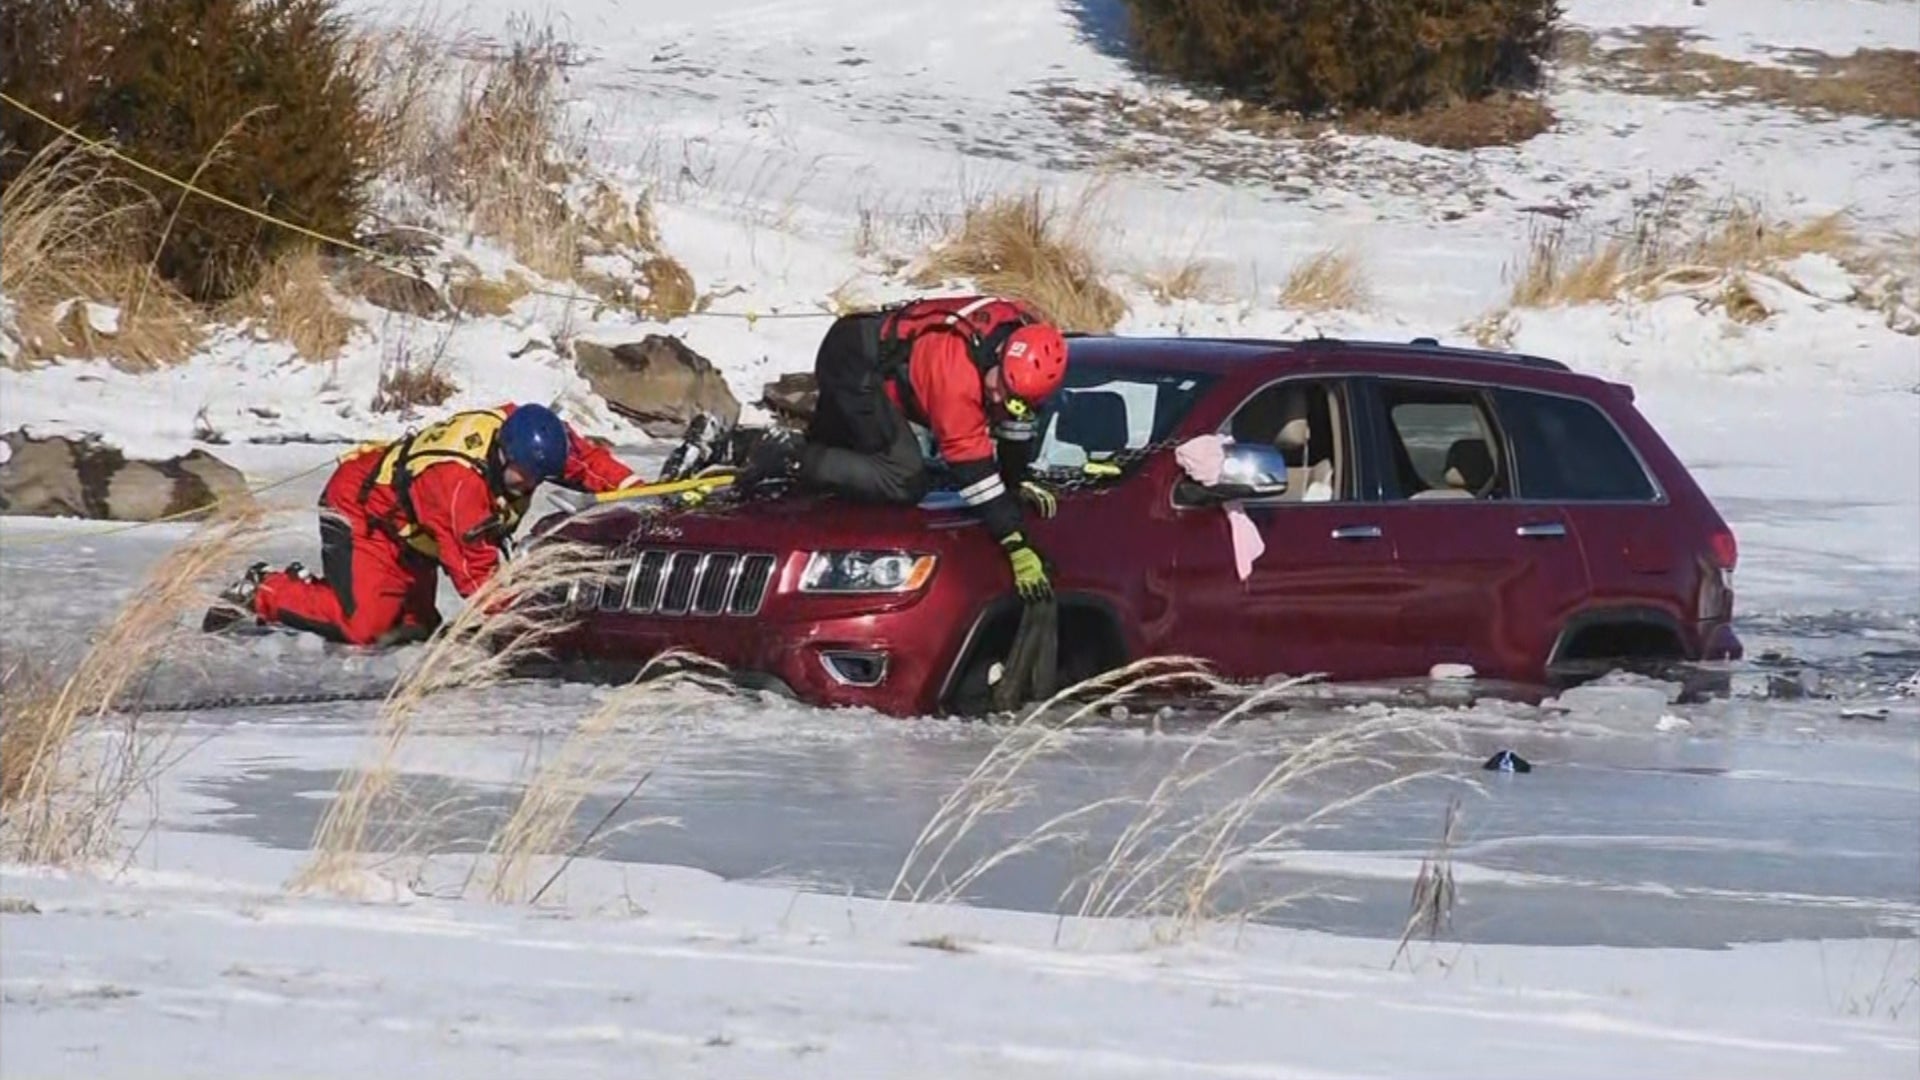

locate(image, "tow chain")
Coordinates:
110 686 398 716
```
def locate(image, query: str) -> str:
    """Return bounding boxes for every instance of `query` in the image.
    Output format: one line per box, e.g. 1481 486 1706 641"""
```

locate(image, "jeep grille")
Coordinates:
572 550 776 617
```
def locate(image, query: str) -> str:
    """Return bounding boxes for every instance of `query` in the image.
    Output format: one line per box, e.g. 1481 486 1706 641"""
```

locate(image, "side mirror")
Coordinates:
1177 441 1290 504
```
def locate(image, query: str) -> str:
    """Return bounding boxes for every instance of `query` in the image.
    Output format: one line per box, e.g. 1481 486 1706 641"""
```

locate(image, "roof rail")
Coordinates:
1293 336 1570 372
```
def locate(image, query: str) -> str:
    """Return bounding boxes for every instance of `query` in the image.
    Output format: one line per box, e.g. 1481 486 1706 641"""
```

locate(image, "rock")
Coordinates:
0 433 87 517
104 462 178 521
0 430 251 521
176 450 252 510
328 258 448 318
574 335 741 438
760 372 818 427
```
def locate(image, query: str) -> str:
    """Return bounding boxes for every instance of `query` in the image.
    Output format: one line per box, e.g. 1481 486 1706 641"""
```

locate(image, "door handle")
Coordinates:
1516 521 1567 539
1330 525 1383 541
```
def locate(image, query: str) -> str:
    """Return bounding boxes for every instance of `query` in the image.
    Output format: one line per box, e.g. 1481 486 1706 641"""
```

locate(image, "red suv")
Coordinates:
538 336 1743 716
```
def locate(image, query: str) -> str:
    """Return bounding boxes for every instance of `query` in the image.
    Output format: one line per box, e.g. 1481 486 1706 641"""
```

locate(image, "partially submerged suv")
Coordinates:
538 336 1742 716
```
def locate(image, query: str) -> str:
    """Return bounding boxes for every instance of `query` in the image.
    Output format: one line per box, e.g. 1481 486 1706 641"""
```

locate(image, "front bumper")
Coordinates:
555 603 959 716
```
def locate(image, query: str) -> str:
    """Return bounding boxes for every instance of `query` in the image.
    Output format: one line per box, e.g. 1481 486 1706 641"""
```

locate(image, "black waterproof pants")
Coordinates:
799 313 930 504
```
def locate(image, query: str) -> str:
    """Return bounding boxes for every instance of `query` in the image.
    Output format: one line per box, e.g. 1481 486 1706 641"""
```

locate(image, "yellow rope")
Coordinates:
0 92 833 325
0 457 334 549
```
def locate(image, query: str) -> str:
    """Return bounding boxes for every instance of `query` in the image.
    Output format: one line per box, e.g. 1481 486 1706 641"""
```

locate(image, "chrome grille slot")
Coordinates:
731 554 776 615
660 551 701 614
598 558 637 612
629 550 669 613
572 578 604 612
694 553 738 615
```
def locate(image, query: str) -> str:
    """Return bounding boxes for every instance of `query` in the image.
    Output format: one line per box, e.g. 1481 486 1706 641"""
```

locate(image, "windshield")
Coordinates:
1031 365 1217 475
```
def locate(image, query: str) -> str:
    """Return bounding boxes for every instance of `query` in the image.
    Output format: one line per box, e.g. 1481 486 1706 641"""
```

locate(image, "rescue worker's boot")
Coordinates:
734 427 807 491
202 561 304 633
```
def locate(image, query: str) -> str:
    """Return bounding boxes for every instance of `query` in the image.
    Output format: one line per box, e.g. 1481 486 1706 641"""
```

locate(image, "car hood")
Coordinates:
541 490 983 553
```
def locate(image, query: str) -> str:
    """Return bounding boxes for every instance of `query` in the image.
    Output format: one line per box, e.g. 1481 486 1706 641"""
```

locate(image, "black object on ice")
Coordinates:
1483 749 1532 773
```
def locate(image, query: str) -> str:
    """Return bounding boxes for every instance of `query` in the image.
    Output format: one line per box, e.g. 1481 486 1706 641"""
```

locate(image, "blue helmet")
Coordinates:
498 403 569 482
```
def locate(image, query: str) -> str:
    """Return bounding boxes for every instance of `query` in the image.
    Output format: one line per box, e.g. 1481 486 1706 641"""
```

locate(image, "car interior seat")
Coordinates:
1054 389 1130 462
1273 385 1335 501
1410 438 1497 499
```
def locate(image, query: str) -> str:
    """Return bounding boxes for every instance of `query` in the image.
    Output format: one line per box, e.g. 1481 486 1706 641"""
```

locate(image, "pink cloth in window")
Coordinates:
1175 435 1266 582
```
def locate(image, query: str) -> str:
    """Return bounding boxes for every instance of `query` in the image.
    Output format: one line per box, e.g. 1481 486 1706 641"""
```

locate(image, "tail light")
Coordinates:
1699 526 1738 622
1708 527 1738 571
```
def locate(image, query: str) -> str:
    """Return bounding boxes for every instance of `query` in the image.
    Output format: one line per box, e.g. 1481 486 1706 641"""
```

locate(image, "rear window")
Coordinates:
1034 365 1216 472
1495 389 1658 502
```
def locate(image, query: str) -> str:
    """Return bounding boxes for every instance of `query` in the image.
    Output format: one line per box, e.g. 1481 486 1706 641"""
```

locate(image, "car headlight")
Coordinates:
799 551 937 593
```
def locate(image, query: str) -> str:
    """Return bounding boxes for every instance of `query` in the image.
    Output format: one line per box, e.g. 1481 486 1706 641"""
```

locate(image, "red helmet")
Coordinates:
998 324 1067 402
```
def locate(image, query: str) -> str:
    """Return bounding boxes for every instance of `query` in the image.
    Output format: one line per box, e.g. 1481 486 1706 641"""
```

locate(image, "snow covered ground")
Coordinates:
4 0 1920 1075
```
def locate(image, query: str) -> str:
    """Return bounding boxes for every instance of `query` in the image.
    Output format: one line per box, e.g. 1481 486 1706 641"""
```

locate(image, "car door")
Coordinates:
1355 377 1591 681
1167 377 1409 682
1491 386 1682 630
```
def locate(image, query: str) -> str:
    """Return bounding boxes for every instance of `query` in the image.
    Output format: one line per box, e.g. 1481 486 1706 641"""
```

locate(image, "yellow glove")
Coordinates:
1001 532 1052 602
1018 480 1058 519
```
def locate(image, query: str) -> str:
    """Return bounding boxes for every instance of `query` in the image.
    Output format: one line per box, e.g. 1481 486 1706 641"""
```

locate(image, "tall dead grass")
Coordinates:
481 652 730 904
0 142 201 370
0 512 264 865
891 661 1450 939
911 187 1129 333
354 16 693 317
1508 200 1857 310
292 540 621 897
222 245 360 360
1279 247 1370 311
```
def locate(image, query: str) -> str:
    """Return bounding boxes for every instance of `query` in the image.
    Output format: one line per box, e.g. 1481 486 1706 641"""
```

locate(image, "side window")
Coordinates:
1495 389 1657 502
1375 382 1507 501
1221 379 1344 502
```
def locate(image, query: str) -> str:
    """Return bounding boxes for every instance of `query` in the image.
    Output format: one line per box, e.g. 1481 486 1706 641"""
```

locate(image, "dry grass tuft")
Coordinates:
1 512 264 865
346 18 691 317
293 541 620 897
223 245 360 361
637 255 697 321
1391 797 1460 970
1142 258 1227 305
911 187 1129 333
1715 275 1771 324
370 319 458 416
1279 248 1369 311
1 142 201 370
892 661 1451 940
445 21 580 280
1507 199 1858 312
1561 28 1920 123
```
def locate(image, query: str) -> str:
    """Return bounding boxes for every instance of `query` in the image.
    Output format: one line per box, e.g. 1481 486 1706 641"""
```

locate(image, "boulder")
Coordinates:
328 258 448 318
0 434 89 517
760 372 818 427
574 335 741 438
0 430 252 521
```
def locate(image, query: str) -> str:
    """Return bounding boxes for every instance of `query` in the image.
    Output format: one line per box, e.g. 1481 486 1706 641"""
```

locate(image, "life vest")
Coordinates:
355 408 528 558
874 296 1039 422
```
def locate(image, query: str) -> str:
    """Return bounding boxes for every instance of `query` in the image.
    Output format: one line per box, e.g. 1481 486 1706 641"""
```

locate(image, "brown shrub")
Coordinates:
1 0 377 302
1120 0 1560 115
